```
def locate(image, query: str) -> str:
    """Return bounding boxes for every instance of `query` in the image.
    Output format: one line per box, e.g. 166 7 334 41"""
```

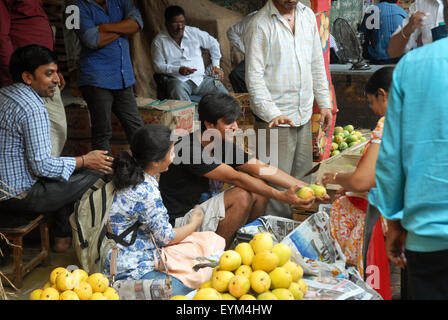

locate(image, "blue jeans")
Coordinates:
142 271 193 297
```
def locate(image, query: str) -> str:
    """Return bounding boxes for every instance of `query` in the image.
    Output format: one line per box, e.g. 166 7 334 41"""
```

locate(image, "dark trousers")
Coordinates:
229 60 247 93
80 86 144 153
405 249 448 300
0 169 103 237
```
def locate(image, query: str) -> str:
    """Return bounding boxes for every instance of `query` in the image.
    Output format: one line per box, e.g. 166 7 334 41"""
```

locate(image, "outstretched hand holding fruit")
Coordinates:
281 185 315 209
308 183 331 202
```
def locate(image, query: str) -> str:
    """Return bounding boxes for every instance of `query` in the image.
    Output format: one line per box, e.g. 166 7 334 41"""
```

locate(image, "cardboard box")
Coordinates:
136 98 196 136
65 98 196 140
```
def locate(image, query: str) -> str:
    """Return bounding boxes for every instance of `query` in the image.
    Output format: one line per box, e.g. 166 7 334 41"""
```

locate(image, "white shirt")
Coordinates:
329 34 339 51
243 0 331 126
226 11 258 55
393 0 444 52
151 26 222 86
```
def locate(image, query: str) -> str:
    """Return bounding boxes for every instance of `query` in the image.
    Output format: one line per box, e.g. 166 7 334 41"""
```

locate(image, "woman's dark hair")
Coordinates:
380 0 398 3
198 93 241 132
365 66 395 96
165 5 185 21
112 124 173 190
9 45 58 84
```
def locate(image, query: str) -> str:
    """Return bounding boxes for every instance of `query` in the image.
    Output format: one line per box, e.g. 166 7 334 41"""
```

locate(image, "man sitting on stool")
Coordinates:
151 5 229 101
0 45 113 253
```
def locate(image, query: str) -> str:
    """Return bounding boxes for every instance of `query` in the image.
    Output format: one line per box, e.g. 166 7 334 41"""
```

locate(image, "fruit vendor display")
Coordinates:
330 125 367 157
29 267 119 300
171 232 308 300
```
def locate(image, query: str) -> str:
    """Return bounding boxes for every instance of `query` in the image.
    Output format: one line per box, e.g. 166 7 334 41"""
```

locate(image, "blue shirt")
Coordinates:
0 84 76 200
360 2 407 61
104 173 175 280
368 38 448 253
75 0 143 90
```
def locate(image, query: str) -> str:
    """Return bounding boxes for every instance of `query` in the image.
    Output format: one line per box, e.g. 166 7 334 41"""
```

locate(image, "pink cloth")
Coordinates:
154 231 225 289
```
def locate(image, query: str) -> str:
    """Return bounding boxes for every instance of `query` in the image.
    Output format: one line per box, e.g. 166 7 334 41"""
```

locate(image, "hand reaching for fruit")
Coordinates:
296 184 330 203
283 185 315 209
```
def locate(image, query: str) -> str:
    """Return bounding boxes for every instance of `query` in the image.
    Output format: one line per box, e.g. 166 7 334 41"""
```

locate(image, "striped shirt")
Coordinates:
227 11 258 55
0 84 76 200
244 1 331 126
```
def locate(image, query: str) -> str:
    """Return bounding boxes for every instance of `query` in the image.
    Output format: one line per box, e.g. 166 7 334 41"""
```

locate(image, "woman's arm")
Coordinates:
168 206 204 245
322 143 380 193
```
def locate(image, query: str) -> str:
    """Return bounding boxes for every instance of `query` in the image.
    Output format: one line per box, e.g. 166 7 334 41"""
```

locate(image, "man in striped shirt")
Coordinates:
244 0 332 218
0 45 113 253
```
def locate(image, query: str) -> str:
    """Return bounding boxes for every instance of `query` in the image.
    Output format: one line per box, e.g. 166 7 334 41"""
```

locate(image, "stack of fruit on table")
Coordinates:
171 232 308 300
29 267 119 300
330 125 367 157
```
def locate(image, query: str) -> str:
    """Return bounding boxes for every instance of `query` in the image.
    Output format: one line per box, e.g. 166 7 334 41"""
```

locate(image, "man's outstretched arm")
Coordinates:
204 163 315 209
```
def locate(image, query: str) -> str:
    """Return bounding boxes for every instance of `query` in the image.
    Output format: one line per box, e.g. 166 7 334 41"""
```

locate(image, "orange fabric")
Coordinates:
154 231 225 289
330 196 367 276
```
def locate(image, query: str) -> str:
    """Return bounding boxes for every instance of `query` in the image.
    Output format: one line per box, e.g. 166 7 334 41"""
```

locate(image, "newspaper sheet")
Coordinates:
281 210 382 300
230 212 382 300
230 216 301 247
281 211 348 278
303 276 373 300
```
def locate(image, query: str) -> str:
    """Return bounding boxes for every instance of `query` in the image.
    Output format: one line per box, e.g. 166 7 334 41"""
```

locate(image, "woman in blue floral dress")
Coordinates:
103 124 204 296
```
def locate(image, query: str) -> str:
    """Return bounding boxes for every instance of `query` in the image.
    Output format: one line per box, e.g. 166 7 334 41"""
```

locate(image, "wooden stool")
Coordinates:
0 214 51 288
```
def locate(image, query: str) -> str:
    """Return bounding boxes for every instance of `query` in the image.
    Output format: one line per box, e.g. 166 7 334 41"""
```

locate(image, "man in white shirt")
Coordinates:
388 0 445 57
227 2 267 93
151 5 228 101
244 0 332 218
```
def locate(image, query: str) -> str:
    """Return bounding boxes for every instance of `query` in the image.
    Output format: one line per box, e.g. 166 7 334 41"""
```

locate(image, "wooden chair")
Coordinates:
0 214 51 288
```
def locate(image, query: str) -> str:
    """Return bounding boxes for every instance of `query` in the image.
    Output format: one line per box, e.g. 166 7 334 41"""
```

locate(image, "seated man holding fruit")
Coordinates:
159 93 329 248
321 66 394 278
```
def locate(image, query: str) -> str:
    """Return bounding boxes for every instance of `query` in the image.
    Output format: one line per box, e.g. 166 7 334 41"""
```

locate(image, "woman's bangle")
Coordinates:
333 172 339 182
81 155 85 168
